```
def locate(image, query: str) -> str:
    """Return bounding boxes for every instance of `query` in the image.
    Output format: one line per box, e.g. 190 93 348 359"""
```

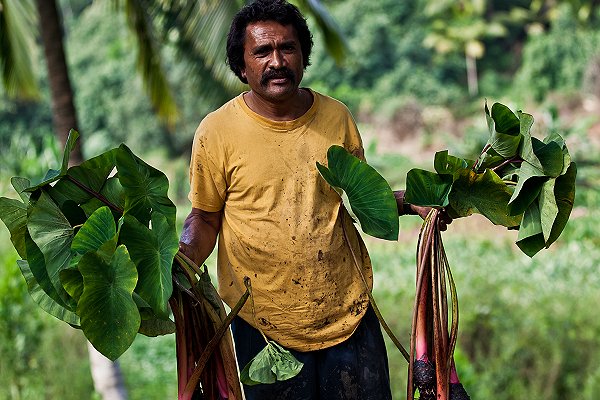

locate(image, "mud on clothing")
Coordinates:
188 89 374 351
232 305 392 400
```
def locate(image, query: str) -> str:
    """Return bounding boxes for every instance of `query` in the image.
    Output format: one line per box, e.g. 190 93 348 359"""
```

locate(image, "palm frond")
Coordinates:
170 0 245 93
118 0 179 126
0 0 39 99
294 0 348 66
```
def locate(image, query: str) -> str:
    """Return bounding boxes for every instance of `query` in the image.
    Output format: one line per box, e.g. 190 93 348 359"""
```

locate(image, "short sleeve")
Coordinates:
187 125 227 212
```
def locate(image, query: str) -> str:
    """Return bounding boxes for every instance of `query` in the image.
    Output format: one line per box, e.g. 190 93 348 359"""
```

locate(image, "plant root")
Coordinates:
450 382 471 400
414 358 436 400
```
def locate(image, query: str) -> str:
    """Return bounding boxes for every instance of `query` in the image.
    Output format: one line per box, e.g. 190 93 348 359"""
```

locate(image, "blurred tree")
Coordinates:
422 0 513 96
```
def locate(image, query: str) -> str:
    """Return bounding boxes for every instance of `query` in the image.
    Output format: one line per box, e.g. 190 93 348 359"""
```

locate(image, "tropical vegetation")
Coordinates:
1 0 600 399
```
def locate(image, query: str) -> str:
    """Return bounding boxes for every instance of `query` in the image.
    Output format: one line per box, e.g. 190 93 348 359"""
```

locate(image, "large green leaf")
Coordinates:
49 148 118 208
26 130 80 191
433 150 469 175
77 244 140 361
488 102 520 135
80 176 126 217
534 139 564 178
404 169 453 207
316 145 399 241
240 341 303 386
138 317 176 337
507 161 545 216
507 136 563 216
517 115 543 171
71 206 117 258
11 176 31 202
27 191 75 307
17 259 80 326
116 144 176 227
24 233 69 307
483 104 522 159
516 200 546 257
119 213 177 318
448 168 522 227
538 178 558 242
0 196 28 258
60 268 84 304
0 177 32 258
545 162 576 248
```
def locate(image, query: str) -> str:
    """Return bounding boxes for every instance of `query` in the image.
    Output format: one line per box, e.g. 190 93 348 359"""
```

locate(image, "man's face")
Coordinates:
241 20 304 103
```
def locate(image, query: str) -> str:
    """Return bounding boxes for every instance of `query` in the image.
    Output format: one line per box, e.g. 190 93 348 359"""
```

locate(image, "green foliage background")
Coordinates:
1 0 600 399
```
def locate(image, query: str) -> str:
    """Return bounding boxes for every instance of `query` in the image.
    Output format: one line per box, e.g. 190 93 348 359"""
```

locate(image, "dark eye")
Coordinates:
281 44 296 53
253 46 271 57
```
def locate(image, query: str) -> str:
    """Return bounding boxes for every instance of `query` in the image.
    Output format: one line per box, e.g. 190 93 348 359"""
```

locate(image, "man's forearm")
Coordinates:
179 208 222 267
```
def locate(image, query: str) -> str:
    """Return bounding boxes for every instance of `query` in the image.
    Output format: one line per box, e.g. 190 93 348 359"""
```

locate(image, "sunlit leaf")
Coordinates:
269 341 304 381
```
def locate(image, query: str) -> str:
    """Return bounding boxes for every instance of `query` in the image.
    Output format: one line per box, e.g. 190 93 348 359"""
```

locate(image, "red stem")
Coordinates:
450 360 460 385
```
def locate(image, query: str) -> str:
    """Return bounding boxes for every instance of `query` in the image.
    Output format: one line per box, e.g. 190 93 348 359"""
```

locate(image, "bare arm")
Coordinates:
179 207 222 267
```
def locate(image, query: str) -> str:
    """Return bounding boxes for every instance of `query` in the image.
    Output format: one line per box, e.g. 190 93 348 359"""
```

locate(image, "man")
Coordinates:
179 1 447 398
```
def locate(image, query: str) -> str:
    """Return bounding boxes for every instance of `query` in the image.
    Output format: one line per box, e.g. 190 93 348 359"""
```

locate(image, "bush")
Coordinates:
516 6 600 101
0 226 95 399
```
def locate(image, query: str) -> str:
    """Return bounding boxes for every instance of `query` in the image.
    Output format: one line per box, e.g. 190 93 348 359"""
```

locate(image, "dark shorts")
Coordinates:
231 305 392 400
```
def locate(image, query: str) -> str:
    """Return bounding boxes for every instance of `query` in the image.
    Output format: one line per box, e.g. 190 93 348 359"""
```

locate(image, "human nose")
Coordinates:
269 50 284 68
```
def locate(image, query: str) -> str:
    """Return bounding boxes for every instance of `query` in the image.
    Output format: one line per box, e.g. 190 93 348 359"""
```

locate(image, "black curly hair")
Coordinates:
226 0 313 84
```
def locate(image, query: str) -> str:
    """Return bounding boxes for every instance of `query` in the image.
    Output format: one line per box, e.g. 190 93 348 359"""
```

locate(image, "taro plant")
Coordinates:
0 130 250 400
317 102 577 400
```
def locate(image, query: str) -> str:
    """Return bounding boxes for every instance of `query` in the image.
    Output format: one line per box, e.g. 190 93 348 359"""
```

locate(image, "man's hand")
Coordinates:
179 208 222 267
394 190 452 231
409 205 452 231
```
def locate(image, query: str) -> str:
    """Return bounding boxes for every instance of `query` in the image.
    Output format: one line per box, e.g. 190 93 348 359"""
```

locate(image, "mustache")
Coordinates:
260 68 295 86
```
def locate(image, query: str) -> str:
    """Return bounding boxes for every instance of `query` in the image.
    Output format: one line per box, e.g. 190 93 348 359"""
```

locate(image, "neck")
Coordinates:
243 89 313 121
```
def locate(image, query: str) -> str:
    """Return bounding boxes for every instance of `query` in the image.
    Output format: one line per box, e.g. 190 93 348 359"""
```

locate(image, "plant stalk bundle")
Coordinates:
408 209 468 400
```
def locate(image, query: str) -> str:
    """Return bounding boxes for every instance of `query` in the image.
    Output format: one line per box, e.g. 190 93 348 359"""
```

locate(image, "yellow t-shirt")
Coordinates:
188 90 373 351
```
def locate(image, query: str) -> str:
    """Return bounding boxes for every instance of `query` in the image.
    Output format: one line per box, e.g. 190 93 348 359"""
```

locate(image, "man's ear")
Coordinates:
241 69 247 80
